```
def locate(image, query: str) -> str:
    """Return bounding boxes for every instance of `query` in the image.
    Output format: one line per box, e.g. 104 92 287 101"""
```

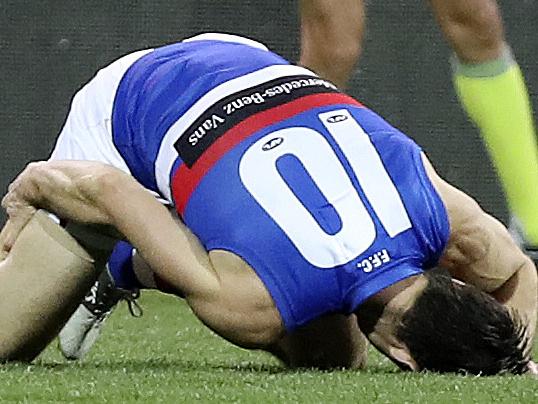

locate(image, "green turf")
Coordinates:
1 293 537 403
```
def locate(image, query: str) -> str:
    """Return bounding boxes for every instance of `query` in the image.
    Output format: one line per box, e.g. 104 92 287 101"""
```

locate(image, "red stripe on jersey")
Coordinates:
172 93 362 215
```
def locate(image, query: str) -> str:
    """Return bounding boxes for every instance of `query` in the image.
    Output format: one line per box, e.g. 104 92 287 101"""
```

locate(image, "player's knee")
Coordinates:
0 211 96 362
329 41 361 66
270 322 368 370
280 347 366 370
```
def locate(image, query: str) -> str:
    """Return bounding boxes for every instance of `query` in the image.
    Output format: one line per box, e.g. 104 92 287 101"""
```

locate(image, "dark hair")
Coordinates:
396 271 529 375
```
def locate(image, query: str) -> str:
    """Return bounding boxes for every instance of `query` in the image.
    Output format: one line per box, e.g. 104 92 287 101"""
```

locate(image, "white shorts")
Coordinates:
49 49 152 169
48 33 266 169
46 50 154 236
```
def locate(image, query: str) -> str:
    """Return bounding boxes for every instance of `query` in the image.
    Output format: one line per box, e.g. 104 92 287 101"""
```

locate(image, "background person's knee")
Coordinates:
429 0 505 62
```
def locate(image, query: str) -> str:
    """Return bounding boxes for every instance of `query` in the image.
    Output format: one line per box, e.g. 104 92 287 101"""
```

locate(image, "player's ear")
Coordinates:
356 274 427 372
362 321 419 371
388 343 419 371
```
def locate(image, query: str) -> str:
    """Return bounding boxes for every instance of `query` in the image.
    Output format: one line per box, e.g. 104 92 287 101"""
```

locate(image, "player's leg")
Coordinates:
428 0 538 248
0 210 98 362
59 219 179 360
58 241 144 359
51 50 154 359
268 313 368 370
299 0 365 88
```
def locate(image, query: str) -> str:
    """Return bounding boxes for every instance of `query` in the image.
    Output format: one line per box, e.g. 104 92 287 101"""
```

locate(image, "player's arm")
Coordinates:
421 154 537 341
299 0 365 88
0 160 220 301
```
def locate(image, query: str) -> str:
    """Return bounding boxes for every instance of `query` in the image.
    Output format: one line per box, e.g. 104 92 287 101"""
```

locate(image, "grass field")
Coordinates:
1 293 537 403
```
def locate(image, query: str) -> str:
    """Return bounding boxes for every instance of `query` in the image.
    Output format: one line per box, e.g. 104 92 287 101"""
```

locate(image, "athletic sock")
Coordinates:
107 241 141 290
452 46 538 245
107 241 181 295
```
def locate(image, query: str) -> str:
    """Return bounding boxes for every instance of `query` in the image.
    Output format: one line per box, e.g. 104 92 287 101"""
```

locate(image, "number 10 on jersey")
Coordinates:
239 108 412 269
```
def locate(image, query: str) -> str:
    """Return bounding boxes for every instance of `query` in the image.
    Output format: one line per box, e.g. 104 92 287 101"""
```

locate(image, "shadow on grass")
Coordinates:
4 358 402 376
2 358 283 373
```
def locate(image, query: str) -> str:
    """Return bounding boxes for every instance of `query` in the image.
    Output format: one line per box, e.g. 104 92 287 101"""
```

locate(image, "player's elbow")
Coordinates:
491 253 537 334
516 254 538 293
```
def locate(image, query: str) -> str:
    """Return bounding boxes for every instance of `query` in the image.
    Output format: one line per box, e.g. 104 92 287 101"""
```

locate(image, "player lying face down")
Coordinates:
0 34 535 374
0 156 535 375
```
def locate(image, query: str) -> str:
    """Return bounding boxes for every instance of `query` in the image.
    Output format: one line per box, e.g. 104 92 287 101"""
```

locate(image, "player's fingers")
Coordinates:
0 226 12 259
0 228 6 258
0 219 15 257
2 161 44 211
1 189 13 210
1 180 23 212
0 207 36 256
527 360 538 376
0 219 24 254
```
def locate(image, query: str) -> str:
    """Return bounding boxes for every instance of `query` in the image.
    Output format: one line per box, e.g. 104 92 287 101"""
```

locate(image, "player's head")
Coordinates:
357 271 530 375
396 271 529 375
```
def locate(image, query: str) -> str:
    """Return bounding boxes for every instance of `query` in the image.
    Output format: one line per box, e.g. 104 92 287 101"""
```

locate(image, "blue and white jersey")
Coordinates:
112 33 318 201
111 34 450 331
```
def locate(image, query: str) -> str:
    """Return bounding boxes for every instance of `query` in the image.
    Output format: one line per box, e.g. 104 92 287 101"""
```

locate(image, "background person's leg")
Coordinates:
299 0 365 89
428 0 538 246
0 211 98 362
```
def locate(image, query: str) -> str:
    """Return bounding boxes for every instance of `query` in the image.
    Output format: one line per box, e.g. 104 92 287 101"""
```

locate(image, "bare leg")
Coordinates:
299 0 365 88
0 211 98 361
428 0 504 63
428 0 538 246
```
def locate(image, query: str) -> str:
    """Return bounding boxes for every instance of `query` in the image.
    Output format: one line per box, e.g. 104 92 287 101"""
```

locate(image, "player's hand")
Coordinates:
3 160 115 230
0 217 34 258
0 163 42 255
527 360 538 376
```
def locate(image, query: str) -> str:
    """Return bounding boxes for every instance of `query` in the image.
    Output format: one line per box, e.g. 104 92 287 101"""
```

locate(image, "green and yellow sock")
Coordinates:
452 46 538 245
